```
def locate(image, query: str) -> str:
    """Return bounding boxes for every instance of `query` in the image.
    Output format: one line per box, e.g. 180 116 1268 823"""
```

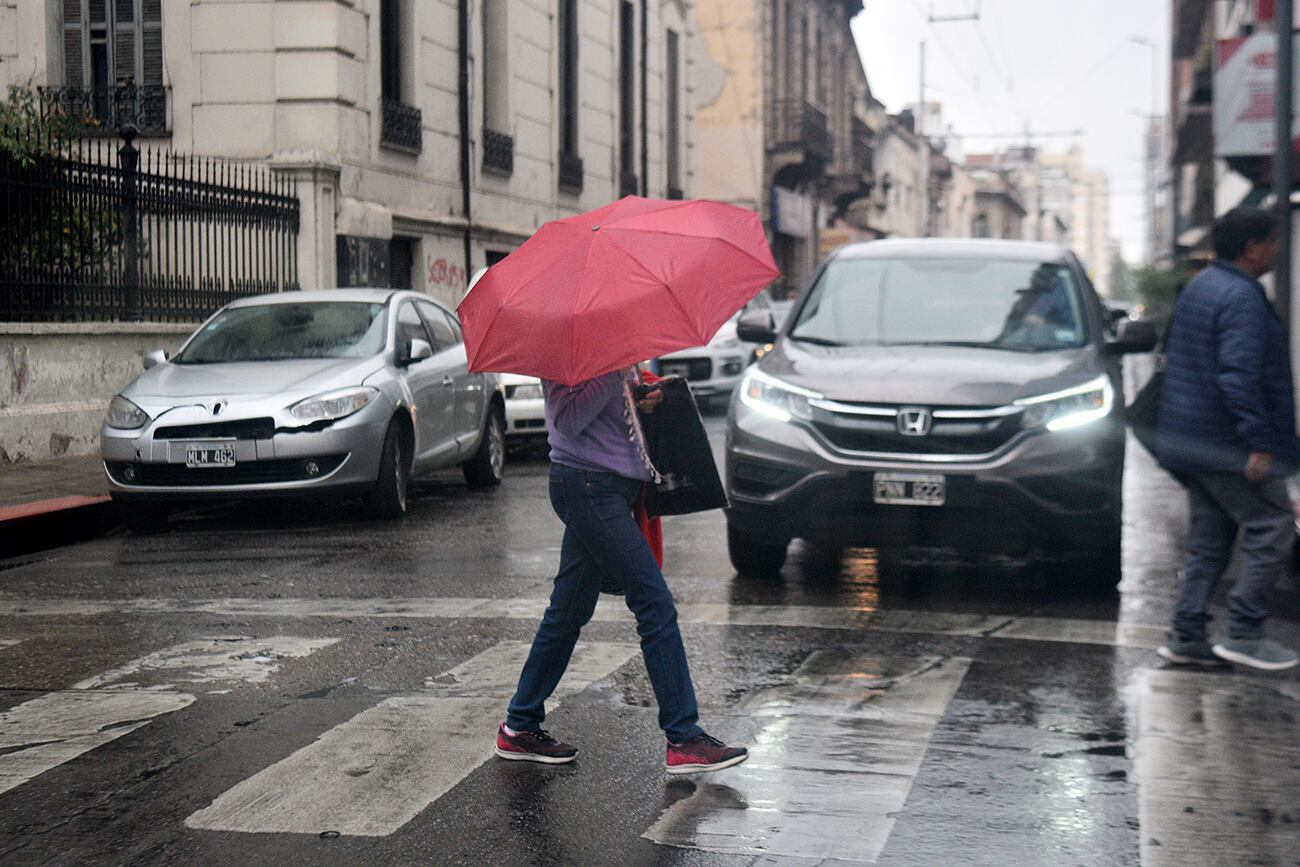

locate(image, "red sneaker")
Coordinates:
494 723 578 764
665 732 748 775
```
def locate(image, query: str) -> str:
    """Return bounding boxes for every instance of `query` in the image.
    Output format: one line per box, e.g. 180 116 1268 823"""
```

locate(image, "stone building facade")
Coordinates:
691 0 870 298
2 0 700 308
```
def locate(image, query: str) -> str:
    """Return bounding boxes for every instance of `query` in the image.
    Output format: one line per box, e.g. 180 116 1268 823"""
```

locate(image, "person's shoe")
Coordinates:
665 733 748 775
494 724 578 764
1156 635 1224 666
1212 638 1299 671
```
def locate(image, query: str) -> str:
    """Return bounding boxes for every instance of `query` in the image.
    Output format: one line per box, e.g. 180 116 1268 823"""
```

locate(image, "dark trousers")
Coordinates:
1171 473 1293 641
506 464 703 742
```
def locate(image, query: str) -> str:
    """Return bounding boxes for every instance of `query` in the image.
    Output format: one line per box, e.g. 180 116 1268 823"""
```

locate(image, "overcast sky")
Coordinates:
851 0 1169 264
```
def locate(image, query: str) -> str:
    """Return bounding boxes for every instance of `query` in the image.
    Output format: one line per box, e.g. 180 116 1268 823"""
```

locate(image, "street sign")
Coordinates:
1214 32 1300 157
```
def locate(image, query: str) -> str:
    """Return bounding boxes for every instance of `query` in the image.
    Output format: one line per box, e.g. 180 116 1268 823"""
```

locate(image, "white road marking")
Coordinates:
0 690 195 795
0 636 335 797
185 640 639 837
0 596 1165 648
0 639 22 650
644 653 971 864
71 636 340 690
1132 668 1300 867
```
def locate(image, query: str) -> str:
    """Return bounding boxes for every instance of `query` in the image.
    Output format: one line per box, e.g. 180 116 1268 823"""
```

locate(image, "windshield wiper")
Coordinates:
788 334 846 347
886 340 992 349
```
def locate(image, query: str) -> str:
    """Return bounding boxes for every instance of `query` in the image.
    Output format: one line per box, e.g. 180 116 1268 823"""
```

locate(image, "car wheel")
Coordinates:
365 420 409 519
728 519 788 577
115 499 170 534
463 407 505 488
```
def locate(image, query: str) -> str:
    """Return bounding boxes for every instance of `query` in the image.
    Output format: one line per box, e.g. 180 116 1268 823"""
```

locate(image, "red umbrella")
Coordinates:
457 196 779 385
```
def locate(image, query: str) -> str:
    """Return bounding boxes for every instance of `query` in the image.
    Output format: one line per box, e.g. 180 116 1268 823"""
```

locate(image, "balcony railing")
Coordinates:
381 98 422 153
558 151 584 192
768 98 833 164
38 84 169 137
482 128 514 176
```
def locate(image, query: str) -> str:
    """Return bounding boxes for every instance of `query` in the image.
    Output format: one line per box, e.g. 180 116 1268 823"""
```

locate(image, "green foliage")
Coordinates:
1132 266 1190 327
0 86 65 165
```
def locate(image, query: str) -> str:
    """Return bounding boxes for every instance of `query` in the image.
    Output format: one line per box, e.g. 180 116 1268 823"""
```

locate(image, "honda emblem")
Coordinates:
896 407 932 437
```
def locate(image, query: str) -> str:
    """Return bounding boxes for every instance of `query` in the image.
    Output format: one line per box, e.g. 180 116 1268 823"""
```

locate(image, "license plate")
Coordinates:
185 444 236 468
873 472 945 506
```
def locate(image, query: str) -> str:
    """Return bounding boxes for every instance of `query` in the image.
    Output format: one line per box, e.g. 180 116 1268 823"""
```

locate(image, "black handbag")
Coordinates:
637 377 729 517
1127 318 1170 458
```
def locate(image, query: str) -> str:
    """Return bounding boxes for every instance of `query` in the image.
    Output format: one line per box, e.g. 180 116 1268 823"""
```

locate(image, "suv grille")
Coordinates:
660 358 713 381
811 405 1023 456
154 417 276 440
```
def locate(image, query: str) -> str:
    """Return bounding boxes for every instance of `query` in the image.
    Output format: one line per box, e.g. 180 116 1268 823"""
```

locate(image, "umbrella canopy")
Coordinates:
457 196 779 385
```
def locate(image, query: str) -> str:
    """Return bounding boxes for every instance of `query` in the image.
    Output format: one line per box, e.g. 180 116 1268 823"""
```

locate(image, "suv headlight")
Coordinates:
289 387 379 422
105 395 150 430
739 369 822 423
1016 375 1113 432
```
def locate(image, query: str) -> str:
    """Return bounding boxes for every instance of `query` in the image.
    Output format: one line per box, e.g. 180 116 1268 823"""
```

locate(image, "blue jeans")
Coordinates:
506 464 703 742
1171 473 1293 641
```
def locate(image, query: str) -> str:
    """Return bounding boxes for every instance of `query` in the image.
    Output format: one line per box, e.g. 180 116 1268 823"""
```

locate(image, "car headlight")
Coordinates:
507 383 543 401
739 369 822 423
1016 375 1113 432
105 395 150 430
289 386 379 422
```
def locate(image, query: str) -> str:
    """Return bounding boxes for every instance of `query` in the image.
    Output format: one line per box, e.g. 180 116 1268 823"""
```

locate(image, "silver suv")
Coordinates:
725 239 1155 588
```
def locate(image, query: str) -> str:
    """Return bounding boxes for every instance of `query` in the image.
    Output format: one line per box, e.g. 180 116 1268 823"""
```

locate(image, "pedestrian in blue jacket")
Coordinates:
1156 207 1298 671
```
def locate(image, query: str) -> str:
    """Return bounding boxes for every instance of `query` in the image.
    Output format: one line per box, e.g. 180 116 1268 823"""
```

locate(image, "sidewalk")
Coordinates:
0 456 115 558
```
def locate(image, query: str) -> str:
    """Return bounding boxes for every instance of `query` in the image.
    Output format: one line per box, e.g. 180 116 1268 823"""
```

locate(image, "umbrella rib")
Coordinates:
602 226 778 277
606 237 700 340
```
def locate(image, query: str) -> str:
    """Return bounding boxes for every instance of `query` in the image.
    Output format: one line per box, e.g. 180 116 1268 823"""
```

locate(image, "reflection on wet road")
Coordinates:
0 407 1295 864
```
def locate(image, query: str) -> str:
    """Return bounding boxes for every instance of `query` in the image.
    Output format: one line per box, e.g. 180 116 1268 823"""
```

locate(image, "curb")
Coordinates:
0 496 118 558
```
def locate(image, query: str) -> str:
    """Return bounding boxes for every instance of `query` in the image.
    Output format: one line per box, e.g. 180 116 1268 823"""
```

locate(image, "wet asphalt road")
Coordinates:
0 413 1297 866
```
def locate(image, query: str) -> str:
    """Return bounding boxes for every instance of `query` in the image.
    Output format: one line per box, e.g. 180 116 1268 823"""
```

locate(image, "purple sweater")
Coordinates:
543 371 651 481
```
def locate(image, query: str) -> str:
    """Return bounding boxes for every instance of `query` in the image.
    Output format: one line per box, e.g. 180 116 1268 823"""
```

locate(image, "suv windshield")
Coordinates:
789 257 1087 351
175 302 388 364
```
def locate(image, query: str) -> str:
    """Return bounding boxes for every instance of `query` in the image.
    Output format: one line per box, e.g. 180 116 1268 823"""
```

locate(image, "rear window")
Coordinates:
789 257 1087 351
175 302 388 364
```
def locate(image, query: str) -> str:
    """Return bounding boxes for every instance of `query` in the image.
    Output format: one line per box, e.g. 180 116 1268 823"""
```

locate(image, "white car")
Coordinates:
502 373 546 439
655 294 775 404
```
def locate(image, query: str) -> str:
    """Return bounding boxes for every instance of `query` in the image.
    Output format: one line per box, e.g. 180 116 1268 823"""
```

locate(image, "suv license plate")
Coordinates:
873 473 945 507
185 444 236 468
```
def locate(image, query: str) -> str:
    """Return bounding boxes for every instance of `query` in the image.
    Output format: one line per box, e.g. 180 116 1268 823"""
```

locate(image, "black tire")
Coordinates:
728 519 788 577
116 500 170 533
463 407 505 488
364 421 409 519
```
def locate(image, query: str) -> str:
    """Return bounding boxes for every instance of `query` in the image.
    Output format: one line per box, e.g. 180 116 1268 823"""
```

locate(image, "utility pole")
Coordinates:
1275 0 1293 334
917 4 982 238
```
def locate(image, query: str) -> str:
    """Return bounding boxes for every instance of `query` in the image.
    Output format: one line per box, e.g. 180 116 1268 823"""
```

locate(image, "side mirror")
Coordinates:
403 338 434 365
1107 306 1130 324
143 348 169 370
736 310 777 344
1106 318 1158 355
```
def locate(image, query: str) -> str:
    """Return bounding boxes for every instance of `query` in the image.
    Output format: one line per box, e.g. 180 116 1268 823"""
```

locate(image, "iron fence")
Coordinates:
1 125 299 323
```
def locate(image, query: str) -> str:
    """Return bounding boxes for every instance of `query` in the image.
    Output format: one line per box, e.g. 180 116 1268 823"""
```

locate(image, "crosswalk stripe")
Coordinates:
644 653 972 864
185 640 639 837
1133 668 1300 867
0 596 1166 648
0 690 195 796
71 636 340 691
0 636 337 797
0 639 22 650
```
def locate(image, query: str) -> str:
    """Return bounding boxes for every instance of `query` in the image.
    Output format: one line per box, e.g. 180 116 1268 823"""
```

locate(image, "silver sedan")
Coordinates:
101 289 506 530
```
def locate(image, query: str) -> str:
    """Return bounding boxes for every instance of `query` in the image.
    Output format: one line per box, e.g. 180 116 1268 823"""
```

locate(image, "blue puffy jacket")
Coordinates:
1156 260 1298 476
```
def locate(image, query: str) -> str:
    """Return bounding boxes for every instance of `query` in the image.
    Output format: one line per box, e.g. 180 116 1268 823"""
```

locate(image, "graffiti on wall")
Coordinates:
426 256 467 291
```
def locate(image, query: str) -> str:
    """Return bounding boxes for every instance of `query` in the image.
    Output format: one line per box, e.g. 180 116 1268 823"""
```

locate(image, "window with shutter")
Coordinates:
57 0 167 134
